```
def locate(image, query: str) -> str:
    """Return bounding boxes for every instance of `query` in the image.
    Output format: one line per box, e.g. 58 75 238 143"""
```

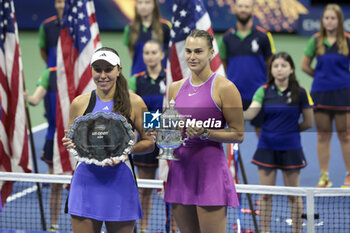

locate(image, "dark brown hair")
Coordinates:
267 52 300 104
187 29 214 50
94 47 131 119
316 4 348 56
129 0 163 56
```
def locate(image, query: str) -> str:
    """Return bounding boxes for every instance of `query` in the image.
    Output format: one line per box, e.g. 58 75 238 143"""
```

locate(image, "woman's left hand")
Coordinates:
102 155 129 167
186 126 204 139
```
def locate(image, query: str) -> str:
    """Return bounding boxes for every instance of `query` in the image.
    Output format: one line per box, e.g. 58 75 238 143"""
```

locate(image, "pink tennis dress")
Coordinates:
164 73 239 207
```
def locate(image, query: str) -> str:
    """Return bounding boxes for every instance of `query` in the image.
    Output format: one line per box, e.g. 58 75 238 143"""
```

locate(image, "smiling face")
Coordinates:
270 57 294 82
322 9 339 33
185 36 214 73
136 0 154 18
143 41 164 68
91 60 120 93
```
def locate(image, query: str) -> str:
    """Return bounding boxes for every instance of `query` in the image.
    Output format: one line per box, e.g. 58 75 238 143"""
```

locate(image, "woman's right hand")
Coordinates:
145 129 156 140
62 130 75 150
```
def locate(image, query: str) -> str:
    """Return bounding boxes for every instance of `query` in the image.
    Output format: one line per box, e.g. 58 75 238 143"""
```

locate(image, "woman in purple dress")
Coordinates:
164 30 245 233
63 47 154 233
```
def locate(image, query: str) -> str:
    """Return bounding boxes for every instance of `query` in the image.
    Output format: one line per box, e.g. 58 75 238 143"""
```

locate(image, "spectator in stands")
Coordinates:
218 0 275 137
245 52 314 233
62 47 154 233
123 0 171 75
128 39 166 233
301 3 350 188
164 29 244 233
37 0 65 230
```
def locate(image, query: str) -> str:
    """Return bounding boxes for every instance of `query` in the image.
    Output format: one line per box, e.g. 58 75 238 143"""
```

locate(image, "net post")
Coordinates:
306 189 315 233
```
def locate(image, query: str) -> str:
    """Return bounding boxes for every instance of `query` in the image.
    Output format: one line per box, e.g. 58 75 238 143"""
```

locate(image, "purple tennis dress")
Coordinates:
164 74 239 207
68 91 142 221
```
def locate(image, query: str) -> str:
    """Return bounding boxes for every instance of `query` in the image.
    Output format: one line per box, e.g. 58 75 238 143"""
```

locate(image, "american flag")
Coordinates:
165 0 225 93
54 0 101 174
0 0 31 206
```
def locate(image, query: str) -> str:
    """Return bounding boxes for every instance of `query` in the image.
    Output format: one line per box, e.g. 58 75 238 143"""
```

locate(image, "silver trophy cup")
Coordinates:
156 99 187 160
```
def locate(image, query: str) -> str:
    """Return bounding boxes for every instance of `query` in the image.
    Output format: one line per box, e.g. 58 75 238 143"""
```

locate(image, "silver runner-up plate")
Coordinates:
66 111 135 166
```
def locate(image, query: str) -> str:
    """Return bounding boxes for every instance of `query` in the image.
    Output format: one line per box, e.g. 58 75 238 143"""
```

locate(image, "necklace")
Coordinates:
188 86 199 96
188 73 214 97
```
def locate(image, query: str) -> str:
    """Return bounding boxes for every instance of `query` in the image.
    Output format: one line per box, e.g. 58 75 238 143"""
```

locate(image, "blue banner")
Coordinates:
12 0 350 33
297 7 350 36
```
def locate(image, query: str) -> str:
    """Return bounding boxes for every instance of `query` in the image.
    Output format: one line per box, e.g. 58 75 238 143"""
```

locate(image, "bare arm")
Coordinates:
130 93 155 155
62 93 90 149
207 78 244 143
244 101 262 120
40 49 47 63
301 55 314 77
299 107 314 131
24 86 47 106
67 97 87 129
167 80 185 102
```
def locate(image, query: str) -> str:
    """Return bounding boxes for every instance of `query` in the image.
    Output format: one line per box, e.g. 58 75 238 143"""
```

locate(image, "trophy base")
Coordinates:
157 148 179 161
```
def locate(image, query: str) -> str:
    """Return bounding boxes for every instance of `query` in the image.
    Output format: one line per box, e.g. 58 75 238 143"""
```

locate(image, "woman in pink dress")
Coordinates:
164 29 245 233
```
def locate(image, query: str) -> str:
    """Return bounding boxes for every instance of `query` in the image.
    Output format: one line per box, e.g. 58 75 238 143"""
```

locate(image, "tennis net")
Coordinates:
0 172 349 233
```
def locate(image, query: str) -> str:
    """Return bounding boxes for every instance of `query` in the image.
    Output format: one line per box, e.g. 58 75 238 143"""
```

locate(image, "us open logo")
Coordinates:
143 110 161 129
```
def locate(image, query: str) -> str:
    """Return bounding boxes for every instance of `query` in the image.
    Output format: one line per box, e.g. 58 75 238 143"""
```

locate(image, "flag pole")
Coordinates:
23 81 47 231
